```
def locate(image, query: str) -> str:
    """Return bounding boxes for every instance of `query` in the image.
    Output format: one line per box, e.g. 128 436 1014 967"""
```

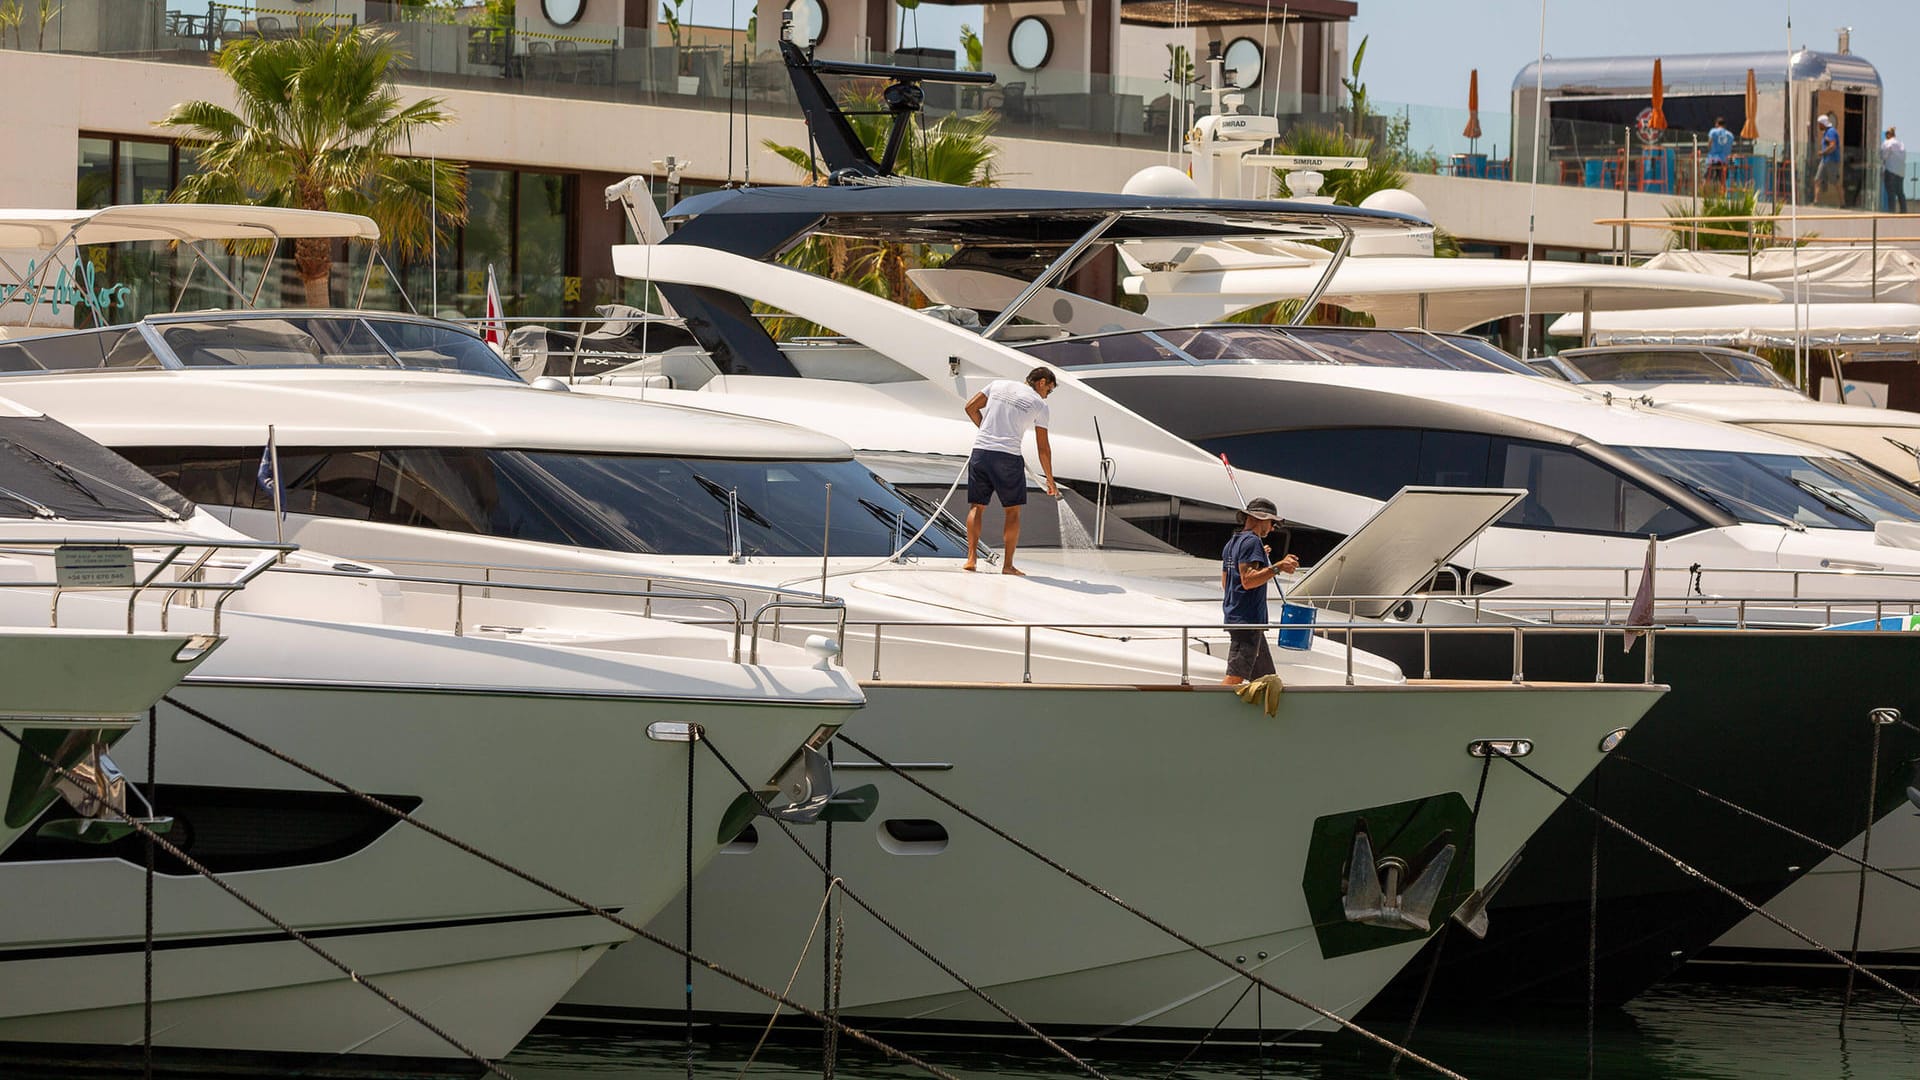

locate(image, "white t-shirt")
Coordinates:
972 379 1051 455
1884 136 1908 176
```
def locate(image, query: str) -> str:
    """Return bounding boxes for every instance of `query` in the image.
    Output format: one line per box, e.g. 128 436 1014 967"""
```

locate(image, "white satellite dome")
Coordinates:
1358 188 1432 221
1353 189 1437 257
1123 166 1200 198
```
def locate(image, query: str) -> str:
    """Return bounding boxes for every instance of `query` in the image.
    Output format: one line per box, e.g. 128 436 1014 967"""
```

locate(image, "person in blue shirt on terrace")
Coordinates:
1705 117 1734 190
1815 114 1841 206
1220 497 1299 686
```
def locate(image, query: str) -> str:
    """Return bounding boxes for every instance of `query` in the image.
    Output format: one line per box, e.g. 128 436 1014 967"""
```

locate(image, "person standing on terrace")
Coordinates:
1705 117 1734 190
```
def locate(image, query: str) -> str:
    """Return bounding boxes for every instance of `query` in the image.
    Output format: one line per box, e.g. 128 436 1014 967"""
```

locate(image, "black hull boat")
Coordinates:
1355 629 1920 1015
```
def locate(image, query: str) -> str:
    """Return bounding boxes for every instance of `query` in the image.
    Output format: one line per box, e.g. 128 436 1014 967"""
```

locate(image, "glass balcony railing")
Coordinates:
18 0 1919 208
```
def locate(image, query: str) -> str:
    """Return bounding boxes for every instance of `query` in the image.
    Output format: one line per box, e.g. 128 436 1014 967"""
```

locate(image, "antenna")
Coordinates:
1518 0 1547 360
776 13 994 183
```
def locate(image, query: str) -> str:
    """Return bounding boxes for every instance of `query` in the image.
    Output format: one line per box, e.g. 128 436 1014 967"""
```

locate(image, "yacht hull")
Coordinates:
1353 629 1920 1014
0 681 848 1060
555 680 1660 1044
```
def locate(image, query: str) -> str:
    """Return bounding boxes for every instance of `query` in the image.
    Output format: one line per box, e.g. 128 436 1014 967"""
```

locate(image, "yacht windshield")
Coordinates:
0 417 194 522
1019 326 1533 374
1556 349 1795 388
124 446 969 558
159 317 518 378
1614 447 1920 531
0 316 519 379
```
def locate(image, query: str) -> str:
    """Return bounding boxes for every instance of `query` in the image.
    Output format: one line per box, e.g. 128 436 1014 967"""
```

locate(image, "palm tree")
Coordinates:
157 27 466 307
761 89 998 317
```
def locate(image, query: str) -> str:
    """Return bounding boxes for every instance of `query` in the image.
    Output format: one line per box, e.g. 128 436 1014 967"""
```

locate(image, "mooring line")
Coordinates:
832 734 1472 1080
1494 750 1920 1009
143 705 157 1080
155 695 964 1080
1614 752 1920 896
697 734 1120 1080
1842 717 1887 1029
1391 754 1493 1078
735 880 842 1080
0 724 517 1080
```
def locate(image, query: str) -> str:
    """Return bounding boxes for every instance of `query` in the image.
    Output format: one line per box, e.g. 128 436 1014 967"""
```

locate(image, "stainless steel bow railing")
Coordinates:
0 538 295 635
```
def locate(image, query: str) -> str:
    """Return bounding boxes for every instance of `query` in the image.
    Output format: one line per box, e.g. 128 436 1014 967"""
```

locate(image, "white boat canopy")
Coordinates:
0 204 380 251
1547 303 1920 348
1640 249 1920 305
1126 256 1783 332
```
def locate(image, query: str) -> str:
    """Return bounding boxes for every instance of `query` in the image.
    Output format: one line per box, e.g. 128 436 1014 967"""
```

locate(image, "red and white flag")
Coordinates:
1624 534 1656 652
482 263 505 349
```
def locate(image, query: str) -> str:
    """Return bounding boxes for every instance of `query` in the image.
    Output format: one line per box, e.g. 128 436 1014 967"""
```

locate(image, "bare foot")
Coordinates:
962 562 977 572
1002 566 1026 576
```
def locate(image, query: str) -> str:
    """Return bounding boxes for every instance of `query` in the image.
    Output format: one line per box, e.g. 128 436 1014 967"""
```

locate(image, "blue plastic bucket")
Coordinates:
1276 602 1317 651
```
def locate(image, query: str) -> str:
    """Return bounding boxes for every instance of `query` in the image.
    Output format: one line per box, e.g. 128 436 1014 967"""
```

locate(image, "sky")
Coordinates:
882 0 1920 148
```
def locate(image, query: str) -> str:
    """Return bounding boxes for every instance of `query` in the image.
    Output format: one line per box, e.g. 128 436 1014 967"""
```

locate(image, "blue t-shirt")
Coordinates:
1707 126 1734 163
1821 127 1840 163
1222 530 1272 625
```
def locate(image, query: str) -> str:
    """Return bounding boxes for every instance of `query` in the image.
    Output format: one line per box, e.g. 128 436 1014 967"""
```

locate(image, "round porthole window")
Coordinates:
1008 15 1052 72
1223 36 1262 89
784 0 828 47
542 0 585 27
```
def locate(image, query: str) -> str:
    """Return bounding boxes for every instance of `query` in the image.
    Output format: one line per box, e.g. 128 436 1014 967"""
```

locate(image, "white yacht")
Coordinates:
0 392 860 1062
1529 344 1920 487
555 116 1920 1009
0 310 1666 1046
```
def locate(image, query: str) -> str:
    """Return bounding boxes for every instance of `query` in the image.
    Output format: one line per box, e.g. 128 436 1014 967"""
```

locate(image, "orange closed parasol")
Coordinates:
1648 58 1668 130
1740 67 1758 139
1462 68 1482 139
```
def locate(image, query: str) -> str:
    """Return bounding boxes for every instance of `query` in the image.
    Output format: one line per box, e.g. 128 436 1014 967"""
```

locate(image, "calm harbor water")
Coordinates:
8 978 1915 1078
496 978 1920 1080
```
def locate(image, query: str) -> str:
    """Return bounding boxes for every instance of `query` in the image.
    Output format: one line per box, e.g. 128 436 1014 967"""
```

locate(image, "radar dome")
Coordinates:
1123 166 1200 198
1352 189 1437 257
1358 189 1432 221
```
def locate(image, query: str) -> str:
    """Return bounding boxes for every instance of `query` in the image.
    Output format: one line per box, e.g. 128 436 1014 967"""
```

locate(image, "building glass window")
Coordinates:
77 138 114 210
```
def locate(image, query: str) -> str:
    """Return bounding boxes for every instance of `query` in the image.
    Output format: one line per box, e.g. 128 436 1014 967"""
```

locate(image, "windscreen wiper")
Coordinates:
6 442 180 521
1786 475 1876 527
1666 474 1806 532
0 484 55 519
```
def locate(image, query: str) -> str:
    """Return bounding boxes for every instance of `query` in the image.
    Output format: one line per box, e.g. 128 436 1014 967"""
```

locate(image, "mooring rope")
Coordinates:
1161 979 1258 1080
155 695 965 1080
1494 750 1920 1009
831 734 1472 1080
1842 717 1887 1029
684 735 697 1080
735 880 842 1080
1613 752 1920 896
696 734 1120 1080
0 724 518 1080
143 705 157 1080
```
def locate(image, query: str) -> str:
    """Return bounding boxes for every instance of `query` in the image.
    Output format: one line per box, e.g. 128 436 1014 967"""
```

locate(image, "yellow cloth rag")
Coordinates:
1233 673 1284 717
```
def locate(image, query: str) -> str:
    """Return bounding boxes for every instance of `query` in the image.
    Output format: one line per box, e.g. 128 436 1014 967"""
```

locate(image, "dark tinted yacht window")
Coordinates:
0 327 158 374
121 447 970 558
1021 332 1189 369
1200 428 1704 537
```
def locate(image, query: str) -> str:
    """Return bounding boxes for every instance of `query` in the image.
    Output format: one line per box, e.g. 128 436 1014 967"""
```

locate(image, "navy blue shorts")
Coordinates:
967 449 1028 507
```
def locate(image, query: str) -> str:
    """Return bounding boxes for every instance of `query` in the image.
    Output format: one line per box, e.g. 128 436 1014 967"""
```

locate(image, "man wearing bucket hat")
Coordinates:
1221 497 1300 685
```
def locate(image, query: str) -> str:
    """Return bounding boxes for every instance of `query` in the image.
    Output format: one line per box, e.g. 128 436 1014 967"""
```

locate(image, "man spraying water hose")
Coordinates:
962 366 1059 576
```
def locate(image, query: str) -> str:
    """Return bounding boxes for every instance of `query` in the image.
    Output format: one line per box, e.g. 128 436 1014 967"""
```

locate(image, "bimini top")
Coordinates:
0 204 380 250
661 184 1431 261
1546 303 1920 347
1513 49 1882 95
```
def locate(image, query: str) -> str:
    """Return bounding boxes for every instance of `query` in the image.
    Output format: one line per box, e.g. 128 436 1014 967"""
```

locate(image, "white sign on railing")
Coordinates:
54 545 135 588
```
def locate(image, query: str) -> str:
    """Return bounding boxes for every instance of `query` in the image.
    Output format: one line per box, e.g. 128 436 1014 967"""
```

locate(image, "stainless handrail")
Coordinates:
0 537 297 635
265 564 753 661
748 599 849 663
1460 562 1920 596
744 616 1664 688
351 553 840 608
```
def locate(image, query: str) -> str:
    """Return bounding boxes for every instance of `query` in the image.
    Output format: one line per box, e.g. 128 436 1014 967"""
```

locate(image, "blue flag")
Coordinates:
256 443 284 519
